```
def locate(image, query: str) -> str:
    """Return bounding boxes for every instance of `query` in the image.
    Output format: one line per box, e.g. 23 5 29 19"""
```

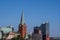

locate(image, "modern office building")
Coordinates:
33 22 50 40
40 22 50 40
32 26 42 40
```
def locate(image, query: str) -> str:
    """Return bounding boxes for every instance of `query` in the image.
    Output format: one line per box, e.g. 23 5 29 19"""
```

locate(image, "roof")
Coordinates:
20 11 25 25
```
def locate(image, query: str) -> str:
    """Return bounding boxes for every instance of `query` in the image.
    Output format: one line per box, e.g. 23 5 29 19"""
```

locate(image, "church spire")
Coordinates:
18 10 27 38
20 10 25 25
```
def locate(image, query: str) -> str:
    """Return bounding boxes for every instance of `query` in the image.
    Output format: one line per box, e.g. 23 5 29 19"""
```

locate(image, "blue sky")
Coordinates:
0 0 60 37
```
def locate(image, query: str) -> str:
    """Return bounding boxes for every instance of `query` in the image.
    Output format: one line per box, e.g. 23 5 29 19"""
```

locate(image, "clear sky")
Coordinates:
0 0 60 37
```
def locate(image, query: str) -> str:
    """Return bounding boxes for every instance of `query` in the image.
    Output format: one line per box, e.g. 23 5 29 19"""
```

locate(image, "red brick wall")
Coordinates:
18 24 27 38
46 35 50 40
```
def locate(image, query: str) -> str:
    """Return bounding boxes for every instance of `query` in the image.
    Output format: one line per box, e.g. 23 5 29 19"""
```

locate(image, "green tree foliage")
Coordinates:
20 37 25 40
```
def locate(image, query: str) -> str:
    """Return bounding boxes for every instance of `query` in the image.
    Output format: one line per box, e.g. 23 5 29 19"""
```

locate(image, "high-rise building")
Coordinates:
18 11 27 38
32 26 42 40
40 22 50 40
33 22 50 40
34 26 40 34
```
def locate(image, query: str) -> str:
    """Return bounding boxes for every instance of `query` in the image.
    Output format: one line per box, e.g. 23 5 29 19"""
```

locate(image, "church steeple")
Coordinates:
18 10 27 38
20 11 25 25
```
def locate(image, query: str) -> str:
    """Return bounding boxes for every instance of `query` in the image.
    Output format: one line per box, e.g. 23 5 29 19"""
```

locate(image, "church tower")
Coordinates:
18 11 27 38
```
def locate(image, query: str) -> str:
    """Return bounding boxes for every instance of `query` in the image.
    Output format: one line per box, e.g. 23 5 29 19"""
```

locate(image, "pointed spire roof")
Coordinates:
20 11 25 25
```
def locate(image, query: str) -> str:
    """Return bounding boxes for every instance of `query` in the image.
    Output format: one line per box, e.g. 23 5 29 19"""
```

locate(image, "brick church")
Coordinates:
18 11 27 38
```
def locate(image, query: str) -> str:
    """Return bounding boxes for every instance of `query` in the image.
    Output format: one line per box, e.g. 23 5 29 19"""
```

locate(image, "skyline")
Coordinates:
0 0 60 37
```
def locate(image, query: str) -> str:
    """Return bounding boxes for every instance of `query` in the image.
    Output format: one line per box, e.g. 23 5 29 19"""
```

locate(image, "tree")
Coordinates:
20 37 25 40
